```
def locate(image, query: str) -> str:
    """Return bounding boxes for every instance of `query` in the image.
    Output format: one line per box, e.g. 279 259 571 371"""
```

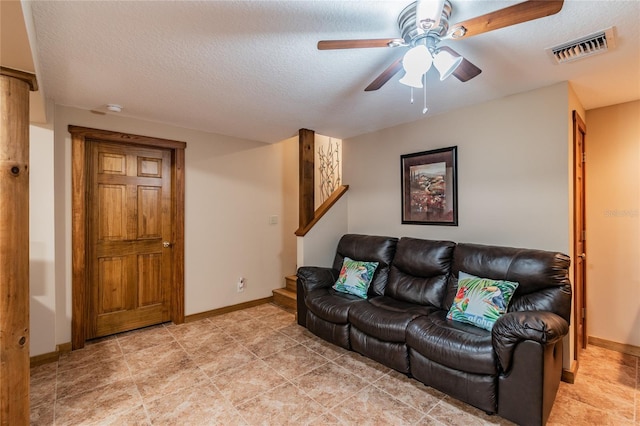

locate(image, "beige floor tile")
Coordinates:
57 339 123 372
145 382 245 425
164 317 219 341
221 317 274 340
124 341 191 375
54 379 144 426
558 372 635 420
331 350 392 383
277 323 320 345
427 397 513 426
373 370 446 413
303 337 350 360
193 341 259 377
240 328 299 358
208 309 253 327
211 358 287 406
263 343 330 380
235 382 325 425
30 401 54 426
242 302 287 318
331 384 424 425
304 412 343 425
27 303 640 426
292 362 369 409
547 393 634 426
176 326 237 354
133 360 210 402
116 324 176 354
30 363 57 408
579 346 637 389
56 357 131 400
260 309 296 329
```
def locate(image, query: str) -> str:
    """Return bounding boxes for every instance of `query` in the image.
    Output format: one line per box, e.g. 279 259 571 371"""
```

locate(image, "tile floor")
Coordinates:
30 303 639 425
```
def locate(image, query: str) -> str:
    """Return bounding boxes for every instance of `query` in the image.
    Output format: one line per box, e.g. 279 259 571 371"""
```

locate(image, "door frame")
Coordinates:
70 125 186 350
572 111 588 356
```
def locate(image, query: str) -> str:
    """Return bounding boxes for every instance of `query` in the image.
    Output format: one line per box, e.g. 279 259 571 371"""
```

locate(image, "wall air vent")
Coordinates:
546 27 616 64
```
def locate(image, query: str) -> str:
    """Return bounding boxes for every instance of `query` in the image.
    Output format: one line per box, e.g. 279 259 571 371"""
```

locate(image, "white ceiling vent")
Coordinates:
546 27 616 64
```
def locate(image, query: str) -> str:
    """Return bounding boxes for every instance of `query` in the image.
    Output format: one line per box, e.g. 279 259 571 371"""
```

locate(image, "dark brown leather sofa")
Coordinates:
296 234 572 426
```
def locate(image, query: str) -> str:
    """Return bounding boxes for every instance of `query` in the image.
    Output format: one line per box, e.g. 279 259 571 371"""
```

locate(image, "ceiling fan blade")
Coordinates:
317 39 402 50
364 57 404 91
439 46 482 82
448 0 564 39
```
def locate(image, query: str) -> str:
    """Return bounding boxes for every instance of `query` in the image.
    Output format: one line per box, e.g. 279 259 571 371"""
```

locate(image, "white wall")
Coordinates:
29 124 56 356
31 105 298 355
297 194 348 268
343 83 574 368
344 83 571 253
585 100 640 347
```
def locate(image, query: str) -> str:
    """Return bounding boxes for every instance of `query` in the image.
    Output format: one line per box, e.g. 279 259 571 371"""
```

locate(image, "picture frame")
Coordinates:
401 146 458 226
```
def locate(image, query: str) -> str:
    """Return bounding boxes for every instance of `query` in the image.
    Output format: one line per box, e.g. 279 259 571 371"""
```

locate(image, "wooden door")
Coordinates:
87 141 173 338
573 110 588 358
71 125 186 349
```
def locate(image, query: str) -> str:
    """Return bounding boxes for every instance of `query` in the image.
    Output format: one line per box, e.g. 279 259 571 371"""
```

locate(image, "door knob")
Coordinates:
578 253 586 259
163 241 172 248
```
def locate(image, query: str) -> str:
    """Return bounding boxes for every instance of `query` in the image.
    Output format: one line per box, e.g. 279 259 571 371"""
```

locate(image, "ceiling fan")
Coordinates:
318 0 564 91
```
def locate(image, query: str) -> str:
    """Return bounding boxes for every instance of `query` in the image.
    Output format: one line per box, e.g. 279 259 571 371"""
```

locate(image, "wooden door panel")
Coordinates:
137 186 162 238
98 256 127 313
99 152 127 175
88 141 172 339
138 157 162 177
98 184 128 240
138 253 163 307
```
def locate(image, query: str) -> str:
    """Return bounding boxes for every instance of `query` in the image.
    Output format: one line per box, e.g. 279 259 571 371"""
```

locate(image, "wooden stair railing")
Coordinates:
295 185 349 236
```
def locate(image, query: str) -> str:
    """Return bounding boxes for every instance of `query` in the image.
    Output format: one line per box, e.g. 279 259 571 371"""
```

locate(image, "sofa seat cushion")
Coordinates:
348 296 437 343
406 311 497 375
305 288 370 324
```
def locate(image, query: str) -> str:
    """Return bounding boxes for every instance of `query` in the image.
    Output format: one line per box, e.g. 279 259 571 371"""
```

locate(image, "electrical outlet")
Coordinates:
237 277 245 293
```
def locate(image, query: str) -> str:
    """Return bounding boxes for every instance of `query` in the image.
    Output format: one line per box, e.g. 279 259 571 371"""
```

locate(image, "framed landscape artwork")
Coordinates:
401 146 458 226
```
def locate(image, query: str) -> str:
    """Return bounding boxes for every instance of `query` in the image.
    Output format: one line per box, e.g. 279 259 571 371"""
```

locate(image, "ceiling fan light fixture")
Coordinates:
433 49 463 81
416 0 445 31
399 71 424 89
401 44 432 77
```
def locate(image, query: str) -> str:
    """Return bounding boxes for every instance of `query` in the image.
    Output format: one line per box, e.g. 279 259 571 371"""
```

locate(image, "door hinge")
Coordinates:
582 229 586 241
582 308 586 319
582 152 586 163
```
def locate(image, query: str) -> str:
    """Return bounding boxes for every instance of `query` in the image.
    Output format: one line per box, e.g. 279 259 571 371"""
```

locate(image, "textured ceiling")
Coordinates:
25 0 640 143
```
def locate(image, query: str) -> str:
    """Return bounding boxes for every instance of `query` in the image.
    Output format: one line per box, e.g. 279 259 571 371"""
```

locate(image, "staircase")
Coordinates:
272 275 297 313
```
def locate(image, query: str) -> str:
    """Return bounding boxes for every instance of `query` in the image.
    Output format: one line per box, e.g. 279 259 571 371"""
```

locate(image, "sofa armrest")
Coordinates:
492 311 569 372
296 266 338 293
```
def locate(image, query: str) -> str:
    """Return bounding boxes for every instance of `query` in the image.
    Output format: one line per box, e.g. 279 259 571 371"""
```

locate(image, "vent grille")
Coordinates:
547 27 616 64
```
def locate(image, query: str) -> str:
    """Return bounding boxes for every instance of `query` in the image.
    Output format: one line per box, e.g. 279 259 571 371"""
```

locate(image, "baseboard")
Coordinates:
185 296 274 323
588 336 640 357
561 359 578 384
30 342 72 367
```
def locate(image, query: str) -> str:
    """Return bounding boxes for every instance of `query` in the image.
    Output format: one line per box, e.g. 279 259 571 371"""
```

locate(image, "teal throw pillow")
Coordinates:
446 271 519 331
332 257 379 299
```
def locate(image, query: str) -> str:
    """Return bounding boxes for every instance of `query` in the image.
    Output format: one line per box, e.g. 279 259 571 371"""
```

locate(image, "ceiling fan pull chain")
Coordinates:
423 74 428 114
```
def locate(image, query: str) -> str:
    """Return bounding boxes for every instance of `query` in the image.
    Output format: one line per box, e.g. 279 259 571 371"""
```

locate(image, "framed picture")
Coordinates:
401 146 458 225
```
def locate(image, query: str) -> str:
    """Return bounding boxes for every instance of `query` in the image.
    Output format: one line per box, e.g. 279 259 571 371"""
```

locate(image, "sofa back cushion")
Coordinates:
332 234 399 297
444 243 572 322
385 237 456 308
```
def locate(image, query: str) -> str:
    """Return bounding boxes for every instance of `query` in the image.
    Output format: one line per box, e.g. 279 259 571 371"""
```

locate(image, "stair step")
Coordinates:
272 288 296 312
285 275 297 293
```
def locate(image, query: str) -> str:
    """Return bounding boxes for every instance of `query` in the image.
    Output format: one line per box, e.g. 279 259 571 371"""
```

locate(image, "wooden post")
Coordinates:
0 66 37 425
298 128 315 229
